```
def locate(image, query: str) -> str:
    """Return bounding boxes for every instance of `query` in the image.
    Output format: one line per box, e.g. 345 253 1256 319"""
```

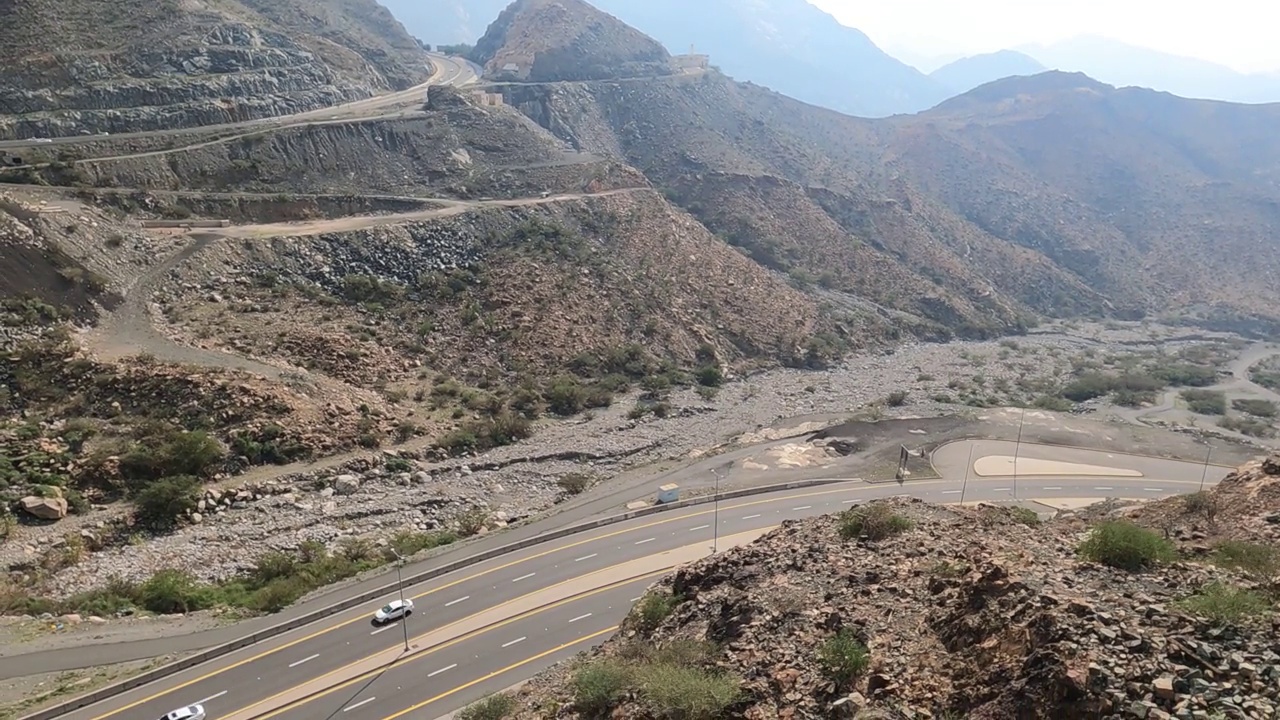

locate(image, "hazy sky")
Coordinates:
809 0 1280 73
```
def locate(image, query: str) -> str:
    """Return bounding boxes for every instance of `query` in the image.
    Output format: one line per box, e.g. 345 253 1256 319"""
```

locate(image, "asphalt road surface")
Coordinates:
50 445 1219 720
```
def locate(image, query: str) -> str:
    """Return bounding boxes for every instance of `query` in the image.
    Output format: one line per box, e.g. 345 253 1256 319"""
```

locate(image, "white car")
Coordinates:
158 705 205 720
373 598 414 624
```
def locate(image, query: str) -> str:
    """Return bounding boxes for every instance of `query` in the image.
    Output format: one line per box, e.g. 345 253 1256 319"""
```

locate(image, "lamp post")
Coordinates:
960 442 975 506
710 462 731 554
1012 407 1026 499
1199 445 1213 492
389 549 410 653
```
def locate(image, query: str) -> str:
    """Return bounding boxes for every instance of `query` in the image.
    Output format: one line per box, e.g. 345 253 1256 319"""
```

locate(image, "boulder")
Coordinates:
20 496 68 520
333 474 360 495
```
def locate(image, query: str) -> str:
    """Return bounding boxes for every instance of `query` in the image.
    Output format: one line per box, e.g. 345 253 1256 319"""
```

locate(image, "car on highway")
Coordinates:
158 704 206 720
34 138 52 143
373 598 414 624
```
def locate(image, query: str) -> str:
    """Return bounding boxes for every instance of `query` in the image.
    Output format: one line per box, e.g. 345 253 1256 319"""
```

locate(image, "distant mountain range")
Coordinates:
929 50 1046 95
1015 36 1280 104
381 1 1280 112
380 0 953 117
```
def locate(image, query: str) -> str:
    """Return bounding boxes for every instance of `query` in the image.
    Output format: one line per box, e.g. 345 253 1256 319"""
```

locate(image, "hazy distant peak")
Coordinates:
930 49 1047 94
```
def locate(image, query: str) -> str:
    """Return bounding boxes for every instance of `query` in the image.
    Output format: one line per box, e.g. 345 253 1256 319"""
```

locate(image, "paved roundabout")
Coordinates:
18 440 1235 720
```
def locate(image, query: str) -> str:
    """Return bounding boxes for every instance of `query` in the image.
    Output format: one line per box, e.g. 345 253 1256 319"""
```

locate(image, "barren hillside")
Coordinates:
0 0 431 139
498 488 1279 719
472 0 672 82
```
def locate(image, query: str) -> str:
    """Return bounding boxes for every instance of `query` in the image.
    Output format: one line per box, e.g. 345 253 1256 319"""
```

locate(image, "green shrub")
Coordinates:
1176 582 1272 624
119 431 224 484
818 628 871 685
885 390 909 407
838 503 914 541
572 661 631 715
1181 389 1227 415
1061 373 1115 401
545 375 590 416
1077 521 1176 571
458 692 516 720
1112 388 1155 408
1212 541 1280 577
695 364 724 388
435 410 533 456
1009 507 1042 527
634 663 741 720
1218 416 1275 438
137 569 217 614
64 488 91 515
452 506 490 537
1151 363 1217 387
384 456 413 473
1182 492 1220 523
387 530 457 558
634 591 679 633
1231 399 1278 417
131 475 200 531
557 473 593 495
229 425 311 465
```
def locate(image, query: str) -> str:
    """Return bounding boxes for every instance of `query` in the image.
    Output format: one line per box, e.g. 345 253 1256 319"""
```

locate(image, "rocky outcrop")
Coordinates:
1106 454 1280 548
0 0 431 139
473 0 673 82
510 497 1279 720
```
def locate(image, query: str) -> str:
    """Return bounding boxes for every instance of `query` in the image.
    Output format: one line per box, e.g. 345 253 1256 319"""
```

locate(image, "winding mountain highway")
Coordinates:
29 439 1230 720
0 53 481 152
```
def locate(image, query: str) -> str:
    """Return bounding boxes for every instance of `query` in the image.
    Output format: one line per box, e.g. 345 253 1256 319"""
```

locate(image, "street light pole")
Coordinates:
710 462 730 554
390 549 410 653
1199 445 1213 492
1012 407 1026 499
960 443 975 506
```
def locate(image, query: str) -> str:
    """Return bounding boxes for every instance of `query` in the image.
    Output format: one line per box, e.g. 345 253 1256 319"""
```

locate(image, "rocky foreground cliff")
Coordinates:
493 466 1280 720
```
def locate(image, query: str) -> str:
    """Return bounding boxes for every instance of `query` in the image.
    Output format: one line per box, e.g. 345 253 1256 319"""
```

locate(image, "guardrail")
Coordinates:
23 476 856 720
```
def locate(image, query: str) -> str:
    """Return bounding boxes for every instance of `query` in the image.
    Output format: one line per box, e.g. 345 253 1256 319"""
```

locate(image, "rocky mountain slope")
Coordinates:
0 0 431 139
501 477 1280 719
471 0 672 82
469 0 1280 336
888 72 1280 333
382 0 951 117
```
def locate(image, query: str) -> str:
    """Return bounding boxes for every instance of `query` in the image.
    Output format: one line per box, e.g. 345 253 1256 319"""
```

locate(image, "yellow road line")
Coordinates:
90 481 907 718
381 626 619 720
253 573 664 719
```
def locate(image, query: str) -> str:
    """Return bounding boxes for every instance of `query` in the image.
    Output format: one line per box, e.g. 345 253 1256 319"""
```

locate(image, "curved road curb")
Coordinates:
23 477 854 720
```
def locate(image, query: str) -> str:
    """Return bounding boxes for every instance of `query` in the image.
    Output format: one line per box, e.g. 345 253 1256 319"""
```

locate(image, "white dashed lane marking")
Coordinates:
512 572 536 583
428 664 457 678
502 636 527 648
575 554 598 562
635 538 655 545
445 595 469 606
288 654 319 668
569 613 593 623
743 514 762 520
343 697 376 712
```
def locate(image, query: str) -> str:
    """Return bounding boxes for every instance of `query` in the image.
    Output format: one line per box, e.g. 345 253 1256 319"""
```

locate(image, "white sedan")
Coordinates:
373 598 414 624
158 705 205 720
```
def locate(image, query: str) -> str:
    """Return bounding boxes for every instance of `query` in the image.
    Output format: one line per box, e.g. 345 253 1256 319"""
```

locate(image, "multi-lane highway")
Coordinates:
43 439 1229 720
0 53 480 151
